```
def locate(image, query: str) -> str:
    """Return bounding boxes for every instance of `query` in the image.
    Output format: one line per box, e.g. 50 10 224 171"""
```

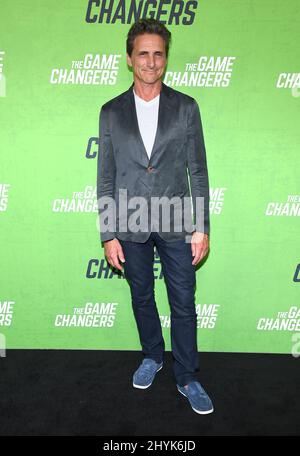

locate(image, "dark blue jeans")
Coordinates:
119 232 199 386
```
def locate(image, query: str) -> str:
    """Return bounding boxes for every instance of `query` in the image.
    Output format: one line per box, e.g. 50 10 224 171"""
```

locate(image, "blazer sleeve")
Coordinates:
97 105 117 242
186 98 210 235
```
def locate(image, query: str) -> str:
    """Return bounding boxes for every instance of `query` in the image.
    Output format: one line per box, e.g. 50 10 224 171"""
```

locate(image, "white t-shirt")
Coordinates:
133 89 160 159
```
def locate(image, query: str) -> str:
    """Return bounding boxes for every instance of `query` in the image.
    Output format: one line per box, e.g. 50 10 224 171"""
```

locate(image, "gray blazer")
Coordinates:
97 81 210 243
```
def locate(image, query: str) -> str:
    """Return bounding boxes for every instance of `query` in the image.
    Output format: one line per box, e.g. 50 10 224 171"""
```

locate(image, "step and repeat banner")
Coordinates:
0 0 299 355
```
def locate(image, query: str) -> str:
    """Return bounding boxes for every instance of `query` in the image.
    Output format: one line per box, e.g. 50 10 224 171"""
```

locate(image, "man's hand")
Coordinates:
104 238 125 271
191 232 209 266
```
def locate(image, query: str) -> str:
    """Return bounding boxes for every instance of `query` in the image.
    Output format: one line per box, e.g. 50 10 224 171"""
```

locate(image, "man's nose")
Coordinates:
147 55 155 67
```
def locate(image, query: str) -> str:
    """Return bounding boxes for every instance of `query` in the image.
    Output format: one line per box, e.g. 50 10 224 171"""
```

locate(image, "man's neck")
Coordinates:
133 79 162 102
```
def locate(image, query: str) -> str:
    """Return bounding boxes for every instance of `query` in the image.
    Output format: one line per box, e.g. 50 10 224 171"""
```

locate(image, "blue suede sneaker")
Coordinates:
177 381 214 414
133 358 163 389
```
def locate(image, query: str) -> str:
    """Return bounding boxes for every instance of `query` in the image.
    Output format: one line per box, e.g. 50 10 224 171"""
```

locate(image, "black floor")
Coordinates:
0 350 299 436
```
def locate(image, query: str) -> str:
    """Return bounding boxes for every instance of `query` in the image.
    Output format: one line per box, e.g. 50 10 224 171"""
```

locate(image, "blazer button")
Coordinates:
147 166 154 173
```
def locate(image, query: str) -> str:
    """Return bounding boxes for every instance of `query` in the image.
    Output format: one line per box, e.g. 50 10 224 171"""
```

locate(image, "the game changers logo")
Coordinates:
257 306 300 331
210 187 226 215
293 264 300 283
86 136 99 159
276 72 300 89
0 184 10 212
85 0 198 25
52 186 98 213
50 54 121 85
164 56 236 88
86 248 163 279
265 194 300 216
0 300 14 327
54 302 118 327
160 304 220 329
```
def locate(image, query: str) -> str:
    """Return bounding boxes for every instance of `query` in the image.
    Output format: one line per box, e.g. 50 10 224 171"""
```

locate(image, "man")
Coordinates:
97 18 213 414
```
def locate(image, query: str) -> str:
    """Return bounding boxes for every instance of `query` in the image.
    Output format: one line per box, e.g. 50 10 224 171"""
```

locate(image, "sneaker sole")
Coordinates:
177 387 214 415
133 365 163 389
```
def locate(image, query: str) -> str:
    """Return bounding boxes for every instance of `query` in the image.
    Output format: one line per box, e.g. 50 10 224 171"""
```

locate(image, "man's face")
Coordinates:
126 33 167 85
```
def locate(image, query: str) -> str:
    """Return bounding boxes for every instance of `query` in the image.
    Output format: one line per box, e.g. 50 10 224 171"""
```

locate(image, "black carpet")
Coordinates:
0 350 299 436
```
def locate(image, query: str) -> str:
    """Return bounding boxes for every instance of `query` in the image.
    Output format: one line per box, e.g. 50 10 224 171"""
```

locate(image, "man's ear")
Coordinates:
126 53 132 67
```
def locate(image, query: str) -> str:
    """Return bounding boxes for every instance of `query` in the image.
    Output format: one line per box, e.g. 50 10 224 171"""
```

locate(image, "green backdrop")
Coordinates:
0 0 299 354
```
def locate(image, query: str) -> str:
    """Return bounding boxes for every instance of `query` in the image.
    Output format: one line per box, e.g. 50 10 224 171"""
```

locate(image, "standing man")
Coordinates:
97 18 213 414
